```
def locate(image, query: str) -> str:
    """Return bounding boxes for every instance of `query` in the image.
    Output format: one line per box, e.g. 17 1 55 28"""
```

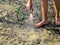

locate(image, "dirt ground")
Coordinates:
0 0 60 45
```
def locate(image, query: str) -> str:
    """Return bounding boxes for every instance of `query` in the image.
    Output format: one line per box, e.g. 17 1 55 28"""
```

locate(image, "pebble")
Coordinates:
0 27 2 30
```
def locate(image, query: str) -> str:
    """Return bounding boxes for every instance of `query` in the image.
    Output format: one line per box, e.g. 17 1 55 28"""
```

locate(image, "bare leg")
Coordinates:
26 0 32 10
35 0 48 27
54 0 60 25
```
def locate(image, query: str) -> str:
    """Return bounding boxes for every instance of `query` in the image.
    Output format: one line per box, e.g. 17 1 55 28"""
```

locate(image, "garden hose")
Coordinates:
2 0 27 21
16 4 26 21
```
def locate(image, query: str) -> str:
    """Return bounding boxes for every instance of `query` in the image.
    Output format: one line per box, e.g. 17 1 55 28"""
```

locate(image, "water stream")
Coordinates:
26 13 34 30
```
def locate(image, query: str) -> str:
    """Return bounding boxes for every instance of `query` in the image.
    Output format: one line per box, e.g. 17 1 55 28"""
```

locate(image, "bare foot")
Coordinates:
55 19 60 25
26 2 32 10
35 20 48 28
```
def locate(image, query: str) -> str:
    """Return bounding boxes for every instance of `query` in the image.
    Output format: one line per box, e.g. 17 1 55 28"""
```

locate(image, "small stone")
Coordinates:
0 23 3 25
0 27 2 30
10 20 13 21
5 17 8 20
7 28 11 30
2 11 7 17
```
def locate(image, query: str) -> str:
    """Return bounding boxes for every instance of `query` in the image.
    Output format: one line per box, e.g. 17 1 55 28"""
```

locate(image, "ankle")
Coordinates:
55 18 59 22
42 20 48 22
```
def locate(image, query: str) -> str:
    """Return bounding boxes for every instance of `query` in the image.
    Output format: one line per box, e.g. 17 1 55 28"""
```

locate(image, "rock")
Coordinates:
0 27 2 30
